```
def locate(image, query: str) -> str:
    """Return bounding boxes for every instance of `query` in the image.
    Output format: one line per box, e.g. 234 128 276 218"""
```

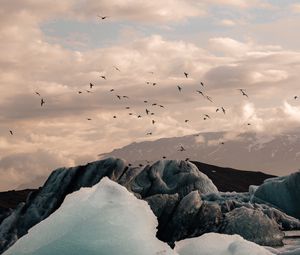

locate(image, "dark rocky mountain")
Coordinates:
0 158 299 254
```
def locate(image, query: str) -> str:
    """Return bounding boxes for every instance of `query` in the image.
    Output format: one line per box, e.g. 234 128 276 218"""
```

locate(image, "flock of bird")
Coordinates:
7 15 300 167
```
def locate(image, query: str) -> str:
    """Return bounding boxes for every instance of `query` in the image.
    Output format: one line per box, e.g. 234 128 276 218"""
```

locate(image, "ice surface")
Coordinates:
252 172 300 219
3 178 176 255
175 233 274 255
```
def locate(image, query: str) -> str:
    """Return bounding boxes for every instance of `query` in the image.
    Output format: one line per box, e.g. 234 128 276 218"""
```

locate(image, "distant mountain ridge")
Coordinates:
101 131 300 176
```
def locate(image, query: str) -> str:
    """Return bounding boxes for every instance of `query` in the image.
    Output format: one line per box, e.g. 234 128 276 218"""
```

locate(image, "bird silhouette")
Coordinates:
98 15 108 20
177 85 182 92
87 118 92 121
123 96 129 99
185 120 189 123
152 120 155 124
146 132 152 135
196 90 205 97
152 83 157 86
159 105 164 108
239 89 248 98
220 142 225 145
113 66 120 72
78 91 82 94
113 115 117 118
35 92 41 96
184 72 188 78
221 107 226 114
116 95 121 100
185 158 190 161
200 82 204 87
179 145 186 151
90 83 94 89
139 164 143 167
146 109 150 115
204 114 211 119
86 90 92 93
150 112 155 115
41 98 45 107
9 130 13 135
294 96 298 100
144 100 148 103
162 156 166 159
216 108 220 112
137 115 142 118
129 113 133 115
206 96 213 102
152 103 157 106
125 107 130 109
100 75 106 80
110 89 114 92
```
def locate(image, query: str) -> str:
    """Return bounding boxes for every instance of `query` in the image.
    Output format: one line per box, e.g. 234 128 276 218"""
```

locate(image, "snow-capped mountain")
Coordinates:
101 131 300 176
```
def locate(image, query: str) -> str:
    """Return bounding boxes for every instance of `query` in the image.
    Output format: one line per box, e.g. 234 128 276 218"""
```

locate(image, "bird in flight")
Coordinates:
98 15 108 20
144 100 148 103
78 91 82 94
200 82 204 87
185 158 190 161
90 83 94 89
116 95 121 100
206 96 213 103
87 118 92 121
113 66 120 72
184 72 188 78
137 115 142 118
162 156 166 159
41 98 45 107
86 90 92 93
221 107 226 114
123 96 129 99
239 89 249 98
110 89 114 92
220 142 225 145
125 107 130 109
100 75 106 80
216 108 220 112
152 120 155 124
9 130 13 135
146 132 152 135
152 103 157 106
152 83 157 86
177 85 182 92
179 145 186 151
146 109 150 115
196 90 205 97
159 105 164 108
185 120 189 123
294 96 298 100
35 92 41 96
113 115 117 118
204 114 211 119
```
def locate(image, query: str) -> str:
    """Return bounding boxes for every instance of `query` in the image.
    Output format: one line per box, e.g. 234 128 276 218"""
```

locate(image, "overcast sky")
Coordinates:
1 0 300 190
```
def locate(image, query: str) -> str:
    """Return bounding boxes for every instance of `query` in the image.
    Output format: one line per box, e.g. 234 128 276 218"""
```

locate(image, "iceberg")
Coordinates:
175 233 274 255
3 178 176 255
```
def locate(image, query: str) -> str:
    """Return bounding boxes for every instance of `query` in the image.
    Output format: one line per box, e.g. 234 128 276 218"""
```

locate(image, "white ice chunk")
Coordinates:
3 177 177 255
175 233 274 255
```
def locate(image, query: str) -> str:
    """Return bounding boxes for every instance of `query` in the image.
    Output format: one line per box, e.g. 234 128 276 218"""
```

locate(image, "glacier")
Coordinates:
3 177 177 255
3 177 276 255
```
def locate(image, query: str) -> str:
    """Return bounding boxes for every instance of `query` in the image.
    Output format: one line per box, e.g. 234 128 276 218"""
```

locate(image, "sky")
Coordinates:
1 0 300 191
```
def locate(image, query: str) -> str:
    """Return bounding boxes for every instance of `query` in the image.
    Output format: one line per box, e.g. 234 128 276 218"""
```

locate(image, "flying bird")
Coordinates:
159 105 164 108
100 75 106 80
221 107 226 114
220 142 225 145
116 95 121 100
9 130 13 135
125 107 130 109
113 115 117 118
98 15 108 20
206 96 213 103
152 120 155 124
185 158 190 161
204 114 211 119
146 109 150 115
216 108 220 112
184 72 188 78
123 96 129 99
41 98 45 107
179 145 186 151
152 103 157 106
146 132 152 135
200 82 204 87
196 90 205 97
90 83 94 89
185 120 189 123
239 89 249 98
78 91 82 94
162 156 166 159
87 118 92 121
35 92 41 96
137 115 142 118
294 96 298 100
144 100 148 103
177 85 182 92
86 90 92 93
152 83 157 86
110 89 114 92
113 66 120 72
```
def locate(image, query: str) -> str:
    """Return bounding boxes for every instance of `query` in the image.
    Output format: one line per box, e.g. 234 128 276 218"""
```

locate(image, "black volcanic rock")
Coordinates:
191 161 275 192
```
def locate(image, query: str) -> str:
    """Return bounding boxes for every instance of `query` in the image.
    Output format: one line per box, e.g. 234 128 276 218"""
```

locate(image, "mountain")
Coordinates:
101 131 300 176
